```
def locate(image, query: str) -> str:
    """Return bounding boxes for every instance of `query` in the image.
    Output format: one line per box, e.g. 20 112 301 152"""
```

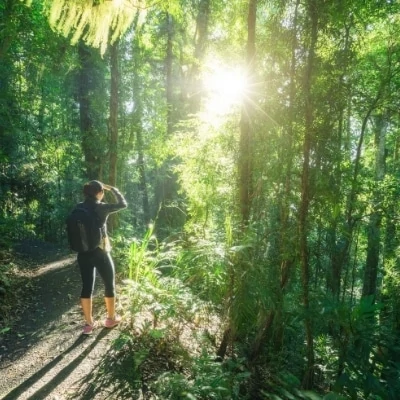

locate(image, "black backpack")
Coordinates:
66 203 102 253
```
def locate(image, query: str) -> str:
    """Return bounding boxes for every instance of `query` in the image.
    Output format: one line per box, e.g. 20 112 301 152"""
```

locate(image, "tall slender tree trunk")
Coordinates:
165 13 174 136
188 0 210 112
78 42 101 180
323 21 354 379
137 127 151 225
218 0 257 362
333 89 383 296
299 0 318 389
107 40 119 231
380 115 400 387
327 21 352 301
239 0 257 225
0 0 18 62
127 11 150 226
108 40 119 188
275 0 300 349
155 13 185 236
156 13 174 231
0 53 15 166
362 115 386 299
356 115 386 386
249 0 300 361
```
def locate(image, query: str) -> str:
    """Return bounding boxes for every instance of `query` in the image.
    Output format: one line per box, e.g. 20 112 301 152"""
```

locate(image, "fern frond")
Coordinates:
27 0 145 55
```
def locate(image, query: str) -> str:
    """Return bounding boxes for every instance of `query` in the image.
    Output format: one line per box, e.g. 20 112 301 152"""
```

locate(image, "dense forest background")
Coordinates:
1 0 400 398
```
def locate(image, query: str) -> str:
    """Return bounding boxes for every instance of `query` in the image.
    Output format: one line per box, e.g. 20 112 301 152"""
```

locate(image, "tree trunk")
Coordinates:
137 127 151 225
327 21 352 301
0 0 19 163
108 40 119 188
188 0 210 112
239 0 256 225
300 0 318 389
380 115 400 387
272 0 300 354
155 13 184 236
217 0 257 362
165 13 174 137
106 40 119 231
0 0 18 62
362 115 386 299
155 12 174 234
78 42 101 180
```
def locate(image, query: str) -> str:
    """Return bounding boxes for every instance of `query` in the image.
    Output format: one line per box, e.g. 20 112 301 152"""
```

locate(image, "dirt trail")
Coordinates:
0 246 121 400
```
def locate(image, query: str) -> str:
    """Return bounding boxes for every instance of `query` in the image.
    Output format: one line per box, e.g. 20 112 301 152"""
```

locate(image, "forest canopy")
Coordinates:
2 0 400 398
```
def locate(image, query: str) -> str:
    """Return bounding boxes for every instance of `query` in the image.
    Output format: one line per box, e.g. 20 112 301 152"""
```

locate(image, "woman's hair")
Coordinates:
83 180 104 198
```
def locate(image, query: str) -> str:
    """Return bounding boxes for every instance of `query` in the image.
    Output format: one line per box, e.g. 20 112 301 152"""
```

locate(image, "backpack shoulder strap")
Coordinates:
75 202 86 210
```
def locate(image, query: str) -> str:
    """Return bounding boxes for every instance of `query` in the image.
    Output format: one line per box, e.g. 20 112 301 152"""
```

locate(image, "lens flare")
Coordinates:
202 62 247 120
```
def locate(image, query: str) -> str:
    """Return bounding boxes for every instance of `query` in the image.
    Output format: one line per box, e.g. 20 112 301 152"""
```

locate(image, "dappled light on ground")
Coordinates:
0 253 122 399
27 256 76 277
2 329 119 400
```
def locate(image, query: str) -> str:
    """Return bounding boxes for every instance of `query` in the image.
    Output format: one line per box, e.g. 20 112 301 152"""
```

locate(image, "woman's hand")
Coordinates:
102 184 113 191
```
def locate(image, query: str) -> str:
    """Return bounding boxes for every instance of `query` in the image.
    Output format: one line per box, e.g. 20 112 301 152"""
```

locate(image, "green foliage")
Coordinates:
105 229 244 398
0 0 85 244
312 295 400 399
172 116 238 232
3 0 400 398
78 329 170 398
172 235 229 305
122 229 209 328
25 0 143 55
151 353 250 400
127 224 158 281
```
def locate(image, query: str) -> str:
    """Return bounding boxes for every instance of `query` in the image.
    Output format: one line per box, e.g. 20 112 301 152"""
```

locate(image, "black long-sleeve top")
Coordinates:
83 187 127 236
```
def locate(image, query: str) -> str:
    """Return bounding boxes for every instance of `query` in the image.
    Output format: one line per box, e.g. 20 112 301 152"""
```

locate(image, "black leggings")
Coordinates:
77 248 116 298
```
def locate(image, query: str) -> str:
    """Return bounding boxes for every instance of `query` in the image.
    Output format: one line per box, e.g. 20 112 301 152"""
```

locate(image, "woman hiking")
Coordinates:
77 180 127 335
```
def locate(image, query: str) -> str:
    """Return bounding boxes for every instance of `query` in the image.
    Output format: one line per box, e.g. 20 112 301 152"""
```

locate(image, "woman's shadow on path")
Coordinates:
0 255 82 363
0 241 116 399
2 328 112 400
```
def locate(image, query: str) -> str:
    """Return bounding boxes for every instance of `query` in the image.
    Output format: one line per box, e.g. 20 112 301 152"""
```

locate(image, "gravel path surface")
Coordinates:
0 252 122 400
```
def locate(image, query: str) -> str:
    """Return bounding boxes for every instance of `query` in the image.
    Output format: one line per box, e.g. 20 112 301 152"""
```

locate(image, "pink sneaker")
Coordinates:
104 316 121 328
82 323 94 335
